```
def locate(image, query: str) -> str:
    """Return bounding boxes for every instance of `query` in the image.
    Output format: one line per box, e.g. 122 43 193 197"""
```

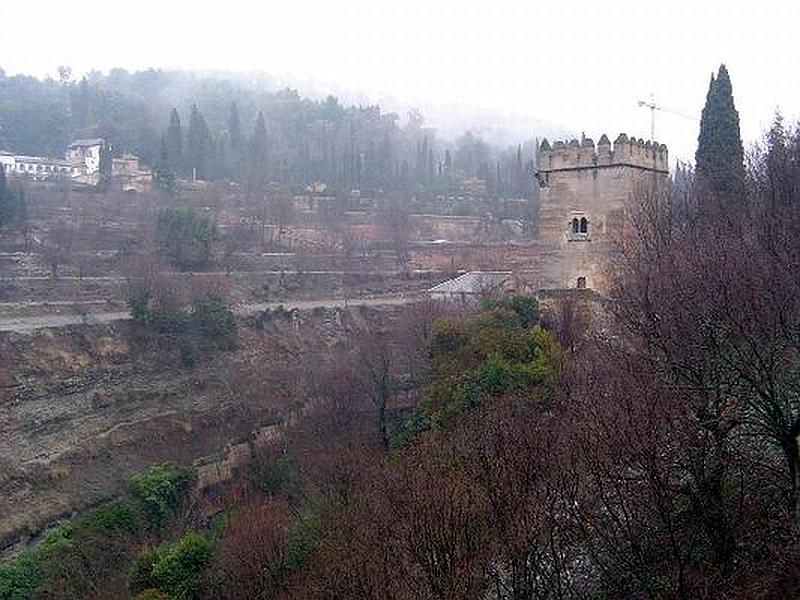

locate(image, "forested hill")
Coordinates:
0 68 539 195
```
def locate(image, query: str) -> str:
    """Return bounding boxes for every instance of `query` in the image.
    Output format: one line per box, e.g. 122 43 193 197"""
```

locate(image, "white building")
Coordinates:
2 153 80 180
0 152 14 175
66 138 104 174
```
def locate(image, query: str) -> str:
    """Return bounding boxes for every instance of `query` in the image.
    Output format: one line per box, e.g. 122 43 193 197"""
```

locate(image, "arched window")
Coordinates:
579 217 588 234
571 217 580 233
576 276 586 289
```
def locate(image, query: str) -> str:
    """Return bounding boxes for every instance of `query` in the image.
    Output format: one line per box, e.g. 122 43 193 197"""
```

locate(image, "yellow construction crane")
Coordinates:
637 93 696 141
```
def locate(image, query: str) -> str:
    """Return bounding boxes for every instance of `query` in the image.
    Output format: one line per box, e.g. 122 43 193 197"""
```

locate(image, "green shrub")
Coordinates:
129 463 196 531
0 500 142 599
149 305 191 335
128 290 237 360
389 408 432 450
482 294 540 328
284 508 322 571
129 289 152 324
0 467 197 600
151 532 213 599
156 206 216 270
78 500 139 535
0 548 45 600
476 354 514 395
424 295 562 425
129 547 160 595
190 293 237 349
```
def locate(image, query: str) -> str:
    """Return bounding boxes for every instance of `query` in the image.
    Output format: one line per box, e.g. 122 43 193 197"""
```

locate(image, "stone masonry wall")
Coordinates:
536 134 668 290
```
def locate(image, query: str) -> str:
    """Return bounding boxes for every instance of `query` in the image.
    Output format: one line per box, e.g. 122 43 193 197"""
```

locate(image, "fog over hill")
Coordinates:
131 67 571 148
0 66 562 196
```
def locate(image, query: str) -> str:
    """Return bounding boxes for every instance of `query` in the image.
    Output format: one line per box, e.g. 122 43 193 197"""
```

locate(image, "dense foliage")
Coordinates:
129 463 196 531
130 532 214 599
0 463 195 600
424 298 561 426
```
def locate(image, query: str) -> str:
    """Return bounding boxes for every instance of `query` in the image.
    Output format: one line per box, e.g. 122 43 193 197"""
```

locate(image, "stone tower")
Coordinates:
535 133 668 290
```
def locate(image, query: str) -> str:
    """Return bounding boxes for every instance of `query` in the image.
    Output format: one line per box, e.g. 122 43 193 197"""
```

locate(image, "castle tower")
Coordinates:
536 133 668 290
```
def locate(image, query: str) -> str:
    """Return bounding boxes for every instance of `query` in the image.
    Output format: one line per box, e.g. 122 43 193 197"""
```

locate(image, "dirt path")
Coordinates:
0 268 447 283
0 294 421 333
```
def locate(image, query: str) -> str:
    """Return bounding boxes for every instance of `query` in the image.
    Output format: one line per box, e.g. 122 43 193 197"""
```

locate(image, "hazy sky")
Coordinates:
1 0 798 161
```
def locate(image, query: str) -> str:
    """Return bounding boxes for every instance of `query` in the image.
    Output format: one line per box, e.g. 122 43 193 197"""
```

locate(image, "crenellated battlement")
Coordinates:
538 133 668 173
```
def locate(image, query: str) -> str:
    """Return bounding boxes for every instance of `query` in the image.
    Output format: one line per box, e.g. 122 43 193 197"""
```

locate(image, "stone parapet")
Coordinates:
538 133 668 173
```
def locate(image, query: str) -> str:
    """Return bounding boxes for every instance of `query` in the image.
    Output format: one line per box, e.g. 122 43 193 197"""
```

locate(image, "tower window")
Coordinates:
568 215 590 241
576 277 586 289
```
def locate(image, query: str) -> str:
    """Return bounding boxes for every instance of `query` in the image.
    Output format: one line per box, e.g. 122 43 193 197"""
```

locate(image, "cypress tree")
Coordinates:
187 105 213 181
228 102 242 149
98 142 113 190
166 108 183 177
154 136 176 194
695 64 746 202
248 111 268 189
228 102 243 181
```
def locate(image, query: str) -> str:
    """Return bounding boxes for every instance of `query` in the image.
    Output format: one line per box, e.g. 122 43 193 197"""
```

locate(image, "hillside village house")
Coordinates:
112 153 153 192
66 138 104 174
1 150 80 179
0 138 107 182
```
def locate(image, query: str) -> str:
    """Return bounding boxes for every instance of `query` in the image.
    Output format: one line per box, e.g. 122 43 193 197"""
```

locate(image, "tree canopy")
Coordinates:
696 64 746 202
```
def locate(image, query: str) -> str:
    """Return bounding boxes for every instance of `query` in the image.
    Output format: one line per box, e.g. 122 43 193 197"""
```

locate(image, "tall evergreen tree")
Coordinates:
98 142 113 190
187 105 213 181
0 166 7 226
228 102 242 149
248 111 268 190
695 64 746 202
166 108 183 177
153 136 176 194
763 111 797 208
228 102 243 181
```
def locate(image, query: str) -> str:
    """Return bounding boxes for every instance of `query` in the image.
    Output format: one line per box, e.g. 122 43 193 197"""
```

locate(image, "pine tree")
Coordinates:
187 105 213 181
166 108 183 177
695 64 746 202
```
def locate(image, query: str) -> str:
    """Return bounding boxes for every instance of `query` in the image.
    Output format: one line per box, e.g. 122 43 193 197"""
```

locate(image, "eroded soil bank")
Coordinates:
0 304 397 555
